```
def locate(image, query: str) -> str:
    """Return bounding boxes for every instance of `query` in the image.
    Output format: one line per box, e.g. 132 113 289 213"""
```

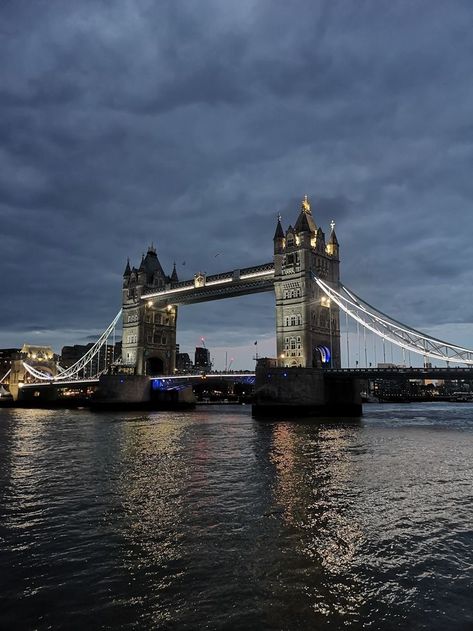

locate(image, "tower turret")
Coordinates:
316 227 326 253
123 259 131 288
170 262 179 284
326 220 339 258
273 214 285 254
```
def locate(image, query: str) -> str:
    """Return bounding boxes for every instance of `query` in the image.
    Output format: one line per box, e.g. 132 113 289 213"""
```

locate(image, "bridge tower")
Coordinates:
121 246 178 375
273 196 341 368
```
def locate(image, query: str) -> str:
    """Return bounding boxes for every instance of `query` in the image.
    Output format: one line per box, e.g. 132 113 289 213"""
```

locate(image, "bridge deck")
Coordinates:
325 367 473 379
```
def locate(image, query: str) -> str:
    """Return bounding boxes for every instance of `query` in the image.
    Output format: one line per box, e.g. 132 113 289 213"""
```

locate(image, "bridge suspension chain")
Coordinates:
313 275 473 365
0 368 11 384
22 309 123 382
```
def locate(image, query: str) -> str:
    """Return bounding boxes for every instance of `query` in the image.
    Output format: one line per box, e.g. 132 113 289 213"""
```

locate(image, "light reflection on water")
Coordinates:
0 404 472 630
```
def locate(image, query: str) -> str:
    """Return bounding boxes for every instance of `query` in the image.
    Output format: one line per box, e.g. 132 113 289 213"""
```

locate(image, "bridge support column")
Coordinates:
252 363 362 418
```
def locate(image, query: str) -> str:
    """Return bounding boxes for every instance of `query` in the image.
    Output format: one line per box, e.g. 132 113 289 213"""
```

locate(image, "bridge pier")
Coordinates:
91 374 196 410
252 362 362 418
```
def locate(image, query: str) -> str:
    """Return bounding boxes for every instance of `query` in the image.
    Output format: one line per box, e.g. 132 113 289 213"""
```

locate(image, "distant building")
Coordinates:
195 346 211 370
176 352 192 372
61 342 121 377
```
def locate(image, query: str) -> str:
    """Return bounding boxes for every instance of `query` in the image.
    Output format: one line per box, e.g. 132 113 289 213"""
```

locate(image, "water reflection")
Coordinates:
110 414 191 626
262 421 366 623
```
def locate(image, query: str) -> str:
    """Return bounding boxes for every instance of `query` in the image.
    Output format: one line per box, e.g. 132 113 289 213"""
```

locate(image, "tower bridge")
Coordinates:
11 194 473 414
121 195 341 376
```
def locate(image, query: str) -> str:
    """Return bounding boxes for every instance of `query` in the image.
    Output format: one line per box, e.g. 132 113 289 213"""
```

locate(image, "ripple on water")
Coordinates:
0 405 472 630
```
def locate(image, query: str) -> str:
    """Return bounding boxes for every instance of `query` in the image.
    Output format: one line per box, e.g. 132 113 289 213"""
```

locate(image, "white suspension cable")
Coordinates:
22 362 54 380
313 274 473 365
23 310 122 382
53 309 122 381
0 368 11 383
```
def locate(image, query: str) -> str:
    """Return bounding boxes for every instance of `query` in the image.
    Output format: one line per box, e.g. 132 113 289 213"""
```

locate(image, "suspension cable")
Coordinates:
23 309 122 382
313 274 473 365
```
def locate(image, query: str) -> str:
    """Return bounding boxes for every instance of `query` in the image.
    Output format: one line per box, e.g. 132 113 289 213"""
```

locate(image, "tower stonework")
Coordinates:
273 196 341 368
121 246 177 376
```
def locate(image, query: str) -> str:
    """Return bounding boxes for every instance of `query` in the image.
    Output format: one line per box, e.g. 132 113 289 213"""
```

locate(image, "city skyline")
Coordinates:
2 2 473 368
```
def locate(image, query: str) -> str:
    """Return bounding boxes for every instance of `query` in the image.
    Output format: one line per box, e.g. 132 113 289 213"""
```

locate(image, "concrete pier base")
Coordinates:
252 365 362 418
91 375 196 411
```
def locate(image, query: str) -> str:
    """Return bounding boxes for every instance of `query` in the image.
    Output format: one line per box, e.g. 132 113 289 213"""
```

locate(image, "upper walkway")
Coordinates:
143 263 275 305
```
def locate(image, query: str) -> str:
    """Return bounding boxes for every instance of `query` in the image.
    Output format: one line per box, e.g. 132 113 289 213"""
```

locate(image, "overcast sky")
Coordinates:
2 1 473 369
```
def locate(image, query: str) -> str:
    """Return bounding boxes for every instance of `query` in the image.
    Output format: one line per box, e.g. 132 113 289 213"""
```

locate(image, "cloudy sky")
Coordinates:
1 0 473 369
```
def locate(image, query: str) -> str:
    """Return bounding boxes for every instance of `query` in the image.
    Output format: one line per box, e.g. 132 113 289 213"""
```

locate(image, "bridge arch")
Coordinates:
145 355 165 376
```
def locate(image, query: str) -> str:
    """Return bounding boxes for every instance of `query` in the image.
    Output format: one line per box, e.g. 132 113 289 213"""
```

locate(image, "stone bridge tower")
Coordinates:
273 196 341 368
121 245 178 375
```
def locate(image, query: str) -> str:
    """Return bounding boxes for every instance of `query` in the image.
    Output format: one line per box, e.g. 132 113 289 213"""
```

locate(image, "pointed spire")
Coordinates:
171 261 178 283
295 194 316 234
273 213 284 240
301 194 311 212
329 220 339 245
123 258 131 276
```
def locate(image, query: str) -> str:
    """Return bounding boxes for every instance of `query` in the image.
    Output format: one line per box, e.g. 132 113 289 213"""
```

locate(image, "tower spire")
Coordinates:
273 213 284 240
170 261 178 283
301 194 311 212
295 194 316 234
123 258 131 276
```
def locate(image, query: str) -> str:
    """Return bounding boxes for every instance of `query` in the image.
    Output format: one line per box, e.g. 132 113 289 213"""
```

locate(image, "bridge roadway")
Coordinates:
19 373 256 391
324 367 473 380
19 367 473 391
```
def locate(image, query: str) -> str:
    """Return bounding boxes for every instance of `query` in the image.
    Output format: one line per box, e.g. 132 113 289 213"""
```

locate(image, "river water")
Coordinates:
0 403 472 630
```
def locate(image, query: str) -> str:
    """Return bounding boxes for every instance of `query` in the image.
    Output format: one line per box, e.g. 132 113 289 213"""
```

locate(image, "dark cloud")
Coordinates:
1 1 473 368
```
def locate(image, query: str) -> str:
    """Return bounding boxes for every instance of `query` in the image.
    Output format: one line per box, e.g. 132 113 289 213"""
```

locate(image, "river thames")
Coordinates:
0 403 472 630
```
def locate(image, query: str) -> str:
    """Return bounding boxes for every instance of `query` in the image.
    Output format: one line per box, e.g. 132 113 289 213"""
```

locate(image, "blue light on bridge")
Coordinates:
316 345 331 364
152 378 173 391
152 375 255 390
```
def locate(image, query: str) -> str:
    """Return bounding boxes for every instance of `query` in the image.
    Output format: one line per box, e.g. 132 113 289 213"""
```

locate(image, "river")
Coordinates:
0 403 472 630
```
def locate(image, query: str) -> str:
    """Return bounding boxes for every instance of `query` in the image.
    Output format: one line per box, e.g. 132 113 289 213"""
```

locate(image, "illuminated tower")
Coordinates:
273 196 341 368
121 245 178 375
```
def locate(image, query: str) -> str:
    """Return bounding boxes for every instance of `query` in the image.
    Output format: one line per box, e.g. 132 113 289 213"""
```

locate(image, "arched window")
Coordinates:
290 316 296 326
297 314 302 325
290 338 296 350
